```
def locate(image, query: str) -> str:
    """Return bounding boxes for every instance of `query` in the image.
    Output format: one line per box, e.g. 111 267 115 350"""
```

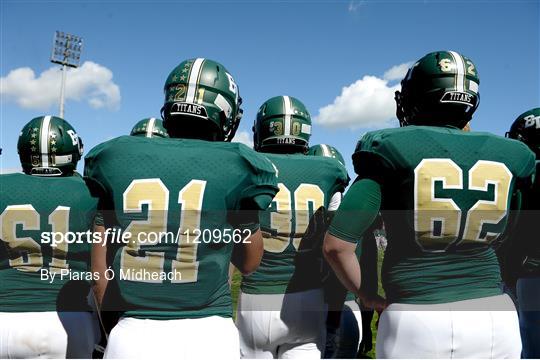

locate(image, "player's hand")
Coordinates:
357 292 387 313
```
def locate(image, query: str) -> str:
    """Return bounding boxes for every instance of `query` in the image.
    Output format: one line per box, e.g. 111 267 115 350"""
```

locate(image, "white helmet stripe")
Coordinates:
449 51 465 92
40 115 52 167
146 118 156 138
321 144 331 157
283 96 293 136
186 58 205 103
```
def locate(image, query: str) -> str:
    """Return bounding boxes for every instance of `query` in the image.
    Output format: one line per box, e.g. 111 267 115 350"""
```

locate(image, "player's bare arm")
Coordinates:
324 178 385 309
323 234 361 297
231 228 264 275
91 223 107 307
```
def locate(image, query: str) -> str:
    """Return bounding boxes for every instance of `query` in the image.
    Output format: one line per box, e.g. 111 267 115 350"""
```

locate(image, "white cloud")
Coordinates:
314 61 412 129
383 61 413 81
0 168 21 174
348 0 363 12
1 61 121 111
232 130 254 148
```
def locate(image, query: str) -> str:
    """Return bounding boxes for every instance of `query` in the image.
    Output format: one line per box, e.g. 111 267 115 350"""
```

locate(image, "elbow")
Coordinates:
323 236 341 264
234 229 264 275
323 248 340 265
236 260 260 276
239 269 255 276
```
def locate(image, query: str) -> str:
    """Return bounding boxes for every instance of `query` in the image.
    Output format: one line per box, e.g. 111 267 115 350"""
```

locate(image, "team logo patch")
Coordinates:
30 167 62 176
276 137 296 145
524 114 540 129
440 91 476 106
53 154 73 165
170 102 208 118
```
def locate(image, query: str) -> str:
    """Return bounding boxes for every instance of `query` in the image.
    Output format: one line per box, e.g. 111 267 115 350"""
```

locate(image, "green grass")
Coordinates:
364 249 384 358
231 270 242 319
230 249 385 358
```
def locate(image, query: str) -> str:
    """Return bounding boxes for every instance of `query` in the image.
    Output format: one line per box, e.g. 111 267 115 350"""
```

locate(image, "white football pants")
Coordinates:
376 294 521 358
104 315 240 359
236 288 326 358
0 311 99 358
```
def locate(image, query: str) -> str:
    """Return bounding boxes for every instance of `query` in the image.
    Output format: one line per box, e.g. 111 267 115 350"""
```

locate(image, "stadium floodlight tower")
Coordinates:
50 31 83 118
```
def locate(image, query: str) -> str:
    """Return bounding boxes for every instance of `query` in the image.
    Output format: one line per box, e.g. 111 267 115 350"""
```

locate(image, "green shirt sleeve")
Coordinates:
227 145 279 230
83 141 110 200
328 178 382 243
236 144 279 211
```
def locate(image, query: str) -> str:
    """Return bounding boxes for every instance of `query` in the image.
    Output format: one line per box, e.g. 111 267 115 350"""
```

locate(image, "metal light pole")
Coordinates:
50 31 83 118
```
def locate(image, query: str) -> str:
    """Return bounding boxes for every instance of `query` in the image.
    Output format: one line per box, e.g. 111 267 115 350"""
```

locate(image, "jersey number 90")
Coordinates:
265 183 324 253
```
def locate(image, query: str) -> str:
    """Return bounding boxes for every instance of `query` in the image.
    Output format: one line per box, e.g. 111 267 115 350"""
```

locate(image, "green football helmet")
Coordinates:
253 96 312 153
162 58 242 141
506 108 540 158
130 118 169 138
17 116 83 176
308 144 345 166
395 51 480 129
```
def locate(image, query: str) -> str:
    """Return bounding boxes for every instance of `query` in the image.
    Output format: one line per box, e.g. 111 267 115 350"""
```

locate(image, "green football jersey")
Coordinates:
84 136 278 319
0 173 98 312
241 153 349 294
354 125 536 304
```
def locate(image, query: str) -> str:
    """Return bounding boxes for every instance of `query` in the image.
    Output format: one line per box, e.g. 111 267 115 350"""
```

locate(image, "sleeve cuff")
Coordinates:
328 226 361 244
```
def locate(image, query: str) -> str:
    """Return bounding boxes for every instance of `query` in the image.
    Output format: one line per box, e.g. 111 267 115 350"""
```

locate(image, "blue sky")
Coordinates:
1 0 539 176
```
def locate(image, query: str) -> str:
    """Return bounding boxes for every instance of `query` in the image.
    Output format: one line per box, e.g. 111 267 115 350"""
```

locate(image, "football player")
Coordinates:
309 144 359 359
85 58 278 359
307 144 346 165
0 116 99 358
505 107 540 358
236 97 349 358
309 144 381 359
130 117 169 138
323 51 536 358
